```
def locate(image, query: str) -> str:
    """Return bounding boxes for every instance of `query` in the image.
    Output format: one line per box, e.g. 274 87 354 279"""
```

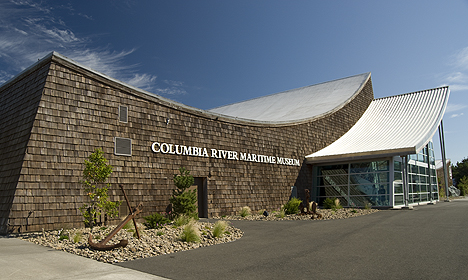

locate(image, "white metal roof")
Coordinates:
209 73 371 123
305 86 450 164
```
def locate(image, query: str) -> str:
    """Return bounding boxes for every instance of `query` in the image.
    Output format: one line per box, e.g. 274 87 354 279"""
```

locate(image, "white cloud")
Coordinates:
444 72 468 84
446 103 467 113
448 84 468 92
442 47 468 93
450 113 464 118
454 46 468 69
155 87 188 95
125 73 158 90
0 0 165 96
163 80 185 87
68 49 137 78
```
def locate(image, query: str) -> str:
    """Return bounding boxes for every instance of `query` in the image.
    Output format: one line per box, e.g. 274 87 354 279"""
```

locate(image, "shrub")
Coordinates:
180 221 200 243
282 197 302 215
323 198 334 209
143 213 171 229
79 148 120 227
169 167 198 218
239 206 251 217
212 221 228 238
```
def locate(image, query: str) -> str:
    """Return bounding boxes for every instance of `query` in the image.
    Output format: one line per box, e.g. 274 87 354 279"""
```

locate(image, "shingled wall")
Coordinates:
0 53 374 233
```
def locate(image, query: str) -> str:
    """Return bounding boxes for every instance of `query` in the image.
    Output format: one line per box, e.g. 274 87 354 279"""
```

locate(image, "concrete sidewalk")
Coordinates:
0 237 168 280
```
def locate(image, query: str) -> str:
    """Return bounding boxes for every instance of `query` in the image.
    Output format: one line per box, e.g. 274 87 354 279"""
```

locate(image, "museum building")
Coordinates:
0 52 449 234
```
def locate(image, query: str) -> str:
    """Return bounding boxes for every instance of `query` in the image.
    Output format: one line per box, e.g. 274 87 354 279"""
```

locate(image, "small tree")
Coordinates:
79 148 120 227
458 176 468 196
169 167 197 219
452 158 468 186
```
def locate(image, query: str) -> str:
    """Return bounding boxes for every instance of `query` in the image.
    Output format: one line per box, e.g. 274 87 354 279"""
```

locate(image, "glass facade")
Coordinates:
393 142 438 206
313 141 439 208
314 160 390 207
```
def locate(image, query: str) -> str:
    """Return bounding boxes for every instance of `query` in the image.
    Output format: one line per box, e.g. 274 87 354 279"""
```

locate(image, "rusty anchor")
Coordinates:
88 185 143 251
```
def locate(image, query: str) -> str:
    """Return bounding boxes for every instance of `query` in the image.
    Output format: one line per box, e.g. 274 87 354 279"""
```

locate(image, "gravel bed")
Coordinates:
215 208 379 221
11 208 378 264
13 221 243 264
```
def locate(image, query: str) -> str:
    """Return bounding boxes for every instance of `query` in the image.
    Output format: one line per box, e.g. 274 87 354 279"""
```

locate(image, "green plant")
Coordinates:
58 231 69 241
334 198 343 210
73 232 82 243
58 228 69 241
239 206 251 217
174 214 193 227
212 220 228 238
364 203 372 210
180 221 200 243
79 148 121 227
122 221 133 230
143 213 171 229
169 167 198 219
323 197 343 210
323 198 334 209
282 197 302 215
157 231 164 236
458 176 468 196
275 208 285 218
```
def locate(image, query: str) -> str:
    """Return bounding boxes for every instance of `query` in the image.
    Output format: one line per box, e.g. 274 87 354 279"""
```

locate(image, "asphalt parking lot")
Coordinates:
118 198 468 280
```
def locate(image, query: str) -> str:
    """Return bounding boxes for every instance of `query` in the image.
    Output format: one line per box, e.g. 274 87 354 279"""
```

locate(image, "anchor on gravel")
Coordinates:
88 185 143 251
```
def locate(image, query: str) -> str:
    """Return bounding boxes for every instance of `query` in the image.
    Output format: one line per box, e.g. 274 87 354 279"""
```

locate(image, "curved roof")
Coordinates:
305 86 450 164
209 73 371 123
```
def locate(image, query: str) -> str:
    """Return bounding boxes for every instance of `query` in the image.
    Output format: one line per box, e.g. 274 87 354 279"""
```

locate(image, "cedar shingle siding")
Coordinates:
0 54 373 233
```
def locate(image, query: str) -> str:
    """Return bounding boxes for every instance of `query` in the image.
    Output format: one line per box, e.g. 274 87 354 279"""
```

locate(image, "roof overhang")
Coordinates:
305 86 450 164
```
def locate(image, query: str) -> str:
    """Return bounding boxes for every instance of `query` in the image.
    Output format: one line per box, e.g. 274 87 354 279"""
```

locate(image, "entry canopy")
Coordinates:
305 86 450 164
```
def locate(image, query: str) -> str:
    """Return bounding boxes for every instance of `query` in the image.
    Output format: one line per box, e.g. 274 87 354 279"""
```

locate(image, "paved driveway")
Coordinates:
118 198 468 280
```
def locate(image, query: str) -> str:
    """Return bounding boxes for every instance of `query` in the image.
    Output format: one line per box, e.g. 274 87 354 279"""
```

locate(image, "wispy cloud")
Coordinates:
443 47 468 92
126 73 158 91
450 113 464 118
453 46 468 69
446 103 467 113
0 0 189 97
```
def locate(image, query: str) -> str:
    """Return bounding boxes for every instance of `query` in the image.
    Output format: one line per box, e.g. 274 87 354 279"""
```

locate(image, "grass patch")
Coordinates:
174 214 193 227
212 221 228 238
323 198 343 211
180 221 200 243
275 209 286 218
239 206 251 217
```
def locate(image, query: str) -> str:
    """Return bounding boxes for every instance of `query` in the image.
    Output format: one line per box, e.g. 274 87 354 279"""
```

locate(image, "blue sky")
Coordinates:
1 0 468 164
